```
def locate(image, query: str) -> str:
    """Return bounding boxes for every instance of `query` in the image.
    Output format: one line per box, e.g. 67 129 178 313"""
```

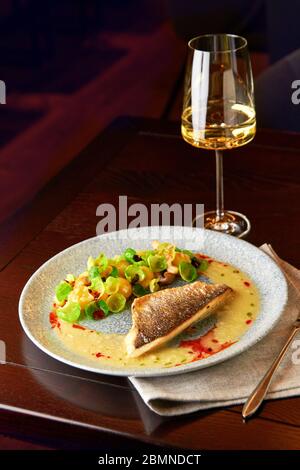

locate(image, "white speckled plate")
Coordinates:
19 226 288 377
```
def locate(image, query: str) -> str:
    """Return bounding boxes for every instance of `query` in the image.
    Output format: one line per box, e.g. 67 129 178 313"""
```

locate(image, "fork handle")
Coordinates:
242 325 300 419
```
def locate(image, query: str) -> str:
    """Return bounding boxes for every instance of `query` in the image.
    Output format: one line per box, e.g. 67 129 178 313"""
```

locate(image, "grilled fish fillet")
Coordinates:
126 281 233 357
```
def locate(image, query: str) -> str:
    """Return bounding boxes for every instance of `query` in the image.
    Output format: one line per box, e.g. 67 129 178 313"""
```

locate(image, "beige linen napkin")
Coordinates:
129 245 300 416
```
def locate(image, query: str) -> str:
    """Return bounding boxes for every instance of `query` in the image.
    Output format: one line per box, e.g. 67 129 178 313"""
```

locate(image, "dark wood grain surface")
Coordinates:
1 117 300 450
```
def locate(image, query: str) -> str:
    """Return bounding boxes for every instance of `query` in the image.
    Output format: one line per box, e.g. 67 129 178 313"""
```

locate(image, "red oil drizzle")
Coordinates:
195 253 213 264
181 338 212 356
244 281 251 287
180 329 235 361
49 312 60 330
196 253 210 259
72 324 86 330
93 352 111 359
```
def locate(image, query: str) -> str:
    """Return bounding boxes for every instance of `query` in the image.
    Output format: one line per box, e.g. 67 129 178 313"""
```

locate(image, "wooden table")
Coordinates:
1 116 300 450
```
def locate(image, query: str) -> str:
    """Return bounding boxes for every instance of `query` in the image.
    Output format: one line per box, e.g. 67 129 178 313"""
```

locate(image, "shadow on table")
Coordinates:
8 335 218 436
18 335 164 434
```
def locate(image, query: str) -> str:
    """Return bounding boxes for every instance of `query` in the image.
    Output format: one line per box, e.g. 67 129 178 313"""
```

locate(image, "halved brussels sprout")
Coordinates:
55 281 72 302
123 248 136 263
132 284 148 297
105 276 120 294
87 255 95 270
98 299 109 316
154 242 175 259
125 265 145 283
57 301 81 323
149 278 160 293
199 259 209 271
138 250 154 263
178 261 197 282
90 276 105 295
147 254 167 272
106 293 126 313
85 301 98 320
85 299 109 320
87 253 108 273
95 253 108 272
181 249 194 258
110 266 119 278
89 266 100 279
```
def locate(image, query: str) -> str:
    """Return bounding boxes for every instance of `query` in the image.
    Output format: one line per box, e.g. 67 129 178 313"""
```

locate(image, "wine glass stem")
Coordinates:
215 149 225 221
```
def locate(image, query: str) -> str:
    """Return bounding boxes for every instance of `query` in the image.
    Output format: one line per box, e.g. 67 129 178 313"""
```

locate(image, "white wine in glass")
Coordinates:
182 34 256 237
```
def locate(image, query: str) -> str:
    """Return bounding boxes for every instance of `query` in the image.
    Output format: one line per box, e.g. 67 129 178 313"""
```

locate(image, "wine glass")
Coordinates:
181 34 256 237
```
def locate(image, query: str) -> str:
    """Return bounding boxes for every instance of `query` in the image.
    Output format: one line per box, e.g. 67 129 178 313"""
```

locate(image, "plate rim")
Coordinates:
19 226 288 377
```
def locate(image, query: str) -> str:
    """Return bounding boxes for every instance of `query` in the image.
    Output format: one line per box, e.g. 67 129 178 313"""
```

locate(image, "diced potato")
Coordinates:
68 285 94 309
139 266 154 288
116 259 130 278
118 278 132 299
173 252 191 267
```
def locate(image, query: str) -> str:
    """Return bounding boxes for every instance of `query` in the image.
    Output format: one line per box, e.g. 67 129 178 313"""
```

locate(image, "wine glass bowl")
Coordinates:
181 34 256 237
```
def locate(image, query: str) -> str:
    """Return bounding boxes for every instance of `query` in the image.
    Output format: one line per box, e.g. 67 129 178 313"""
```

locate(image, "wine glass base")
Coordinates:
193 210 251 238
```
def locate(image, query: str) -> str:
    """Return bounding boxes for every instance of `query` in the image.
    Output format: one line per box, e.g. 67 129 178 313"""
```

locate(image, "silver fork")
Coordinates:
242 245 300 419
242 317 300 419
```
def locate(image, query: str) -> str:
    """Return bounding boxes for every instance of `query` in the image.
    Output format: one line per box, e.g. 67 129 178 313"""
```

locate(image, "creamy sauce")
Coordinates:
50 257 260 369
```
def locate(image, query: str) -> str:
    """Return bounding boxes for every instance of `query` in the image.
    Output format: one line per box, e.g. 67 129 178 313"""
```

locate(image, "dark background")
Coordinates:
0 0 300 452
0 0 299 234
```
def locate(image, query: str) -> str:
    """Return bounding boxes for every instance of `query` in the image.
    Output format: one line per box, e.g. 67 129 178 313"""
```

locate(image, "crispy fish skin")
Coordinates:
126 281 233 357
